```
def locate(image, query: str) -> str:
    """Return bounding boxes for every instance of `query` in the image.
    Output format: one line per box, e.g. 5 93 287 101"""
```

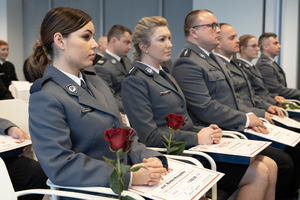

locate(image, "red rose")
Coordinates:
165 113 186 130
103 128 134 152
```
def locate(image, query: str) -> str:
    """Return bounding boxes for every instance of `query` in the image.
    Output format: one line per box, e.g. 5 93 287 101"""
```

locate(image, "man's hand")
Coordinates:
248 114 269 134
267 106 284 118
274 96 285 104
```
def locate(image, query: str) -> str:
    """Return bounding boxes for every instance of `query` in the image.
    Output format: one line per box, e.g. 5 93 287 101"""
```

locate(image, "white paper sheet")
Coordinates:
129 158 223 200
0 134 31 153
244 123 300 147
272 115 300 129
189 138 270 157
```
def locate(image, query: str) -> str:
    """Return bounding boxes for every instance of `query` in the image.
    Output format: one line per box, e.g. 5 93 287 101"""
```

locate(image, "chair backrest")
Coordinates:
0 157 18 199
0 99 29 135
9 81 32 102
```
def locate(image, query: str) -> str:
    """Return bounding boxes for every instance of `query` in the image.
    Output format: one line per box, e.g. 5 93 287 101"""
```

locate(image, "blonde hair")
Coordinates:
132 16 168 61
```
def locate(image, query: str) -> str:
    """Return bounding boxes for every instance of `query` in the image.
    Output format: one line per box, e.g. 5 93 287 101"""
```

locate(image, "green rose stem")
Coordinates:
117 149 122 200
168 128 173 148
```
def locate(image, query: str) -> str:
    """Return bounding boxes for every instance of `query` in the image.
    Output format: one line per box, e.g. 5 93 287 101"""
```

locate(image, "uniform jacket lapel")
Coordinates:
135 62 185 103
46 65 117 118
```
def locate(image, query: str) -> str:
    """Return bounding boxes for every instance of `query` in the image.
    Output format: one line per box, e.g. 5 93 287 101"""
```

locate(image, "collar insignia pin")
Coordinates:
111 59 116 64
200 53 205 58
66 84 77 94
145 67 153 73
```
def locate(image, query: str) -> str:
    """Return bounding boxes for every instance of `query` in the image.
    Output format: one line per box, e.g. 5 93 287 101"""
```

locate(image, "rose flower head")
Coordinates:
165 113 186 130
103 127 134 152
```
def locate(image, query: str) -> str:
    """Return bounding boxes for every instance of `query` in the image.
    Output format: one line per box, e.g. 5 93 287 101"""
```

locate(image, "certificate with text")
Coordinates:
129 159 223 200
0 134 31 153
272 115 300 129
189 138 270 157
244 123 300 147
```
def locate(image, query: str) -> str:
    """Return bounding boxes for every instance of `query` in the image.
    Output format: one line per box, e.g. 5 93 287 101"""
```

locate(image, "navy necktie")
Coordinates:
81 79 94 97
159 70 176 90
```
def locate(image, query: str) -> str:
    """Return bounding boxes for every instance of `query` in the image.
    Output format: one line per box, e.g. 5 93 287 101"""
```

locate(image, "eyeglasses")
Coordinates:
192 23 220 31
246 44 260 49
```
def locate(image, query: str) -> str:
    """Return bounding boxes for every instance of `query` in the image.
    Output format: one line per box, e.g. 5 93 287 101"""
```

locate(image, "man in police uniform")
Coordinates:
92 36 108 66
256 32 300 100
214 23 283 120
171 10 294 199
94 25 132 112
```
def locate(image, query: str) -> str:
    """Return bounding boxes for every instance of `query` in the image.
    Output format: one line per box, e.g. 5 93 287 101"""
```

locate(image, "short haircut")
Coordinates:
0 40 8 46
258 32 277 51
107 25 132 42
183 9 213 38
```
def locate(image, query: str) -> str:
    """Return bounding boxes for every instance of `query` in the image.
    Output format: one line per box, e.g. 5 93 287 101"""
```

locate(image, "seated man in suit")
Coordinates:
171 9 294 199
214 23 284 121
92 36 107 66
1 118 48 200
94 25 132 112
256 32 300 100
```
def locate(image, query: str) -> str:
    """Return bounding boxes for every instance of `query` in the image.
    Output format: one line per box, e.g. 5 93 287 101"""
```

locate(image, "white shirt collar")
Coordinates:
0 60 4 65
136 61 162 74
197 46 210 56
214 53 231 63
97 52 103 57
106 49 121 61
238 58 254 67
58 69 84 86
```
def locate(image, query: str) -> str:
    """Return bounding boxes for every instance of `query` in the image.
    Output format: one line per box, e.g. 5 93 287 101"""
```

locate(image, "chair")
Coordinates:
8 81 32 102
47 180 145 200
0 99 29 135
0 157 115 200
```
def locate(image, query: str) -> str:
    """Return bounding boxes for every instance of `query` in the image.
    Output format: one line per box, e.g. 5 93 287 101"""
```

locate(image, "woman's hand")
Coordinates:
197 124 222 145
132 157 167 186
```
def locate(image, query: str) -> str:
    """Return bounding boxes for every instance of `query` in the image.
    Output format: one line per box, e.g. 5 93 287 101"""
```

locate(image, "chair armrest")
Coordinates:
222 131 248 140
279 107 289 117
286 99 300 105
260 117 270 124
46 180 145 200
14 189 113 200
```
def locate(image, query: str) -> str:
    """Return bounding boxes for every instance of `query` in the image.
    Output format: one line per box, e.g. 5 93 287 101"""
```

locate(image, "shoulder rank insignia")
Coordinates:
66 83 77 94
180 49 191 57
261 58 268 62
97 59 105 64
97 58 107 66
126 66 138 77
30 76 52 94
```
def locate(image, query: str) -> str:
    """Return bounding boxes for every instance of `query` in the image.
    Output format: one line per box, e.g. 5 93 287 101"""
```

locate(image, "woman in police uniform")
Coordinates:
121 16 277 200
27 7 167 198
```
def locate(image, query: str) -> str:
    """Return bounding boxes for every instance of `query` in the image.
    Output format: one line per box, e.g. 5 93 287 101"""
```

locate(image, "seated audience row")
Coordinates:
2 6 300 200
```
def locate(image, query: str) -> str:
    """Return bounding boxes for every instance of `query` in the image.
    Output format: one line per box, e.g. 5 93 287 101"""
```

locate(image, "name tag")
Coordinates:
80 107 94 113
160 90 171 96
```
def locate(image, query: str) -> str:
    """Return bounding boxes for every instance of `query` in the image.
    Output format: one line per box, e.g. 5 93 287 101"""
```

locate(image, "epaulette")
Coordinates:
82 70 96 75
180 49 191 57
261 58 268 62
125 66 138 77
30 76 52 94
97 58 107 65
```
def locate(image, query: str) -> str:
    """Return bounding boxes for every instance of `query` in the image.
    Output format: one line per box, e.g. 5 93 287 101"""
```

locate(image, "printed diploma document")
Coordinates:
244 123 300 147
129 158 224 200
272 115 300 129
0 134 31 154
189 138 270 157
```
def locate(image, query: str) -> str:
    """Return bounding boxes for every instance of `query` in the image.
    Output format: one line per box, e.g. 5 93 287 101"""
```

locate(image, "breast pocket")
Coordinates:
207 70 225 82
